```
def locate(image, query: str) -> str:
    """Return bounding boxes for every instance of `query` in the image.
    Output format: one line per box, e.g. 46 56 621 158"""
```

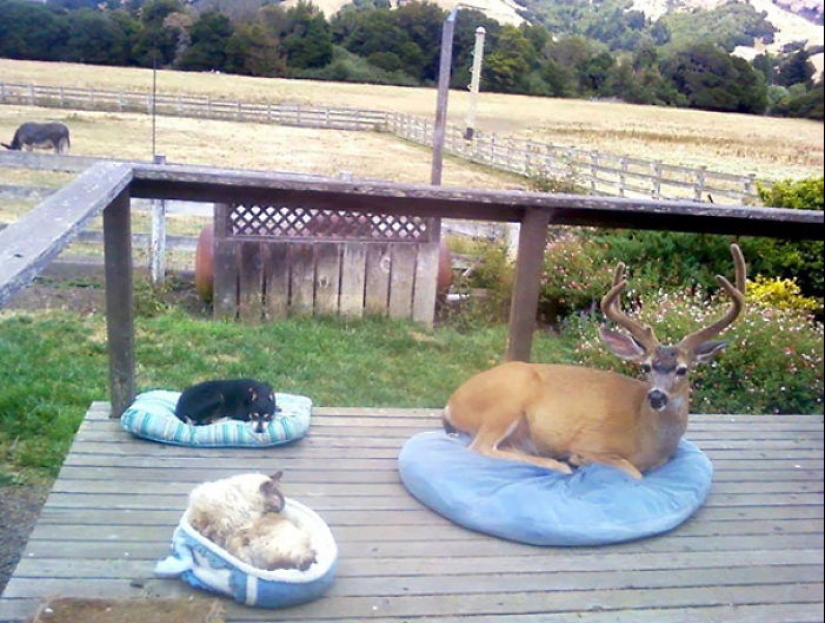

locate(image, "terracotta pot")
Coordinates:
437 241 453 296
195 224 214 303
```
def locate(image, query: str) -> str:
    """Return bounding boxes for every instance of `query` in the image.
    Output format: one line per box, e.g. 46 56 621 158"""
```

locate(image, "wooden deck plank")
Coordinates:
0 404 822 623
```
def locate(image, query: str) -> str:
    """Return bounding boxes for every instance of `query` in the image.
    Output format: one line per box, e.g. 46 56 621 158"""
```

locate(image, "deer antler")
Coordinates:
679 243 746 351
600 261 659 352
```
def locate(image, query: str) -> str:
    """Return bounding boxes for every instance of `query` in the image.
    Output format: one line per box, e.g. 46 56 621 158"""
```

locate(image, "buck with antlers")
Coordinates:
442 243 746 479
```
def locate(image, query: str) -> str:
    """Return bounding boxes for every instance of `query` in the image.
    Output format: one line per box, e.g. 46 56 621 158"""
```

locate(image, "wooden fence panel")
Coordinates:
388 243 417 319
290 243 316 315
315 242 342 315
340 243 368 318
263 243 289 320
364 243 391 315
412 242 439 324
238 241 264 322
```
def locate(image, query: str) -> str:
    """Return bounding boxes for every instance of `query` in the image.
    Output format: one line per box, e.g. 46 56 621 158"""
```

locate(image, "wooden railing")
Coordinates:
0 156 822 418
1 82 770 204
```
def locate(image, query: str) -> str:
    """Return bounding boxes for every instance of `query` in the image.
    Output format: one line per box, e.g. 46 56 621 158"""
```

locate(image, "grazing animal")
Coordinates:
2 122 70 154
442 244 746 479
187 471 317 572
175 378 279 433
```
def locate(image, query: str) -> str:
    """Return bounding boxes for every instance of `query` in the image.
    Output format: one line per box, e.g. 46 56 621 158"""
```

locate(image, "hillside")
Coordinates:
284 0 823 75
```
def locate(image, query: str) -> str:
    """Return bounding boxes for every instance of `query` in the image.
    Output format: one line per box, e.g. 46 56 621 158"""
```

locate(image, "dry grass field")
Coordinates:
1 59 822 182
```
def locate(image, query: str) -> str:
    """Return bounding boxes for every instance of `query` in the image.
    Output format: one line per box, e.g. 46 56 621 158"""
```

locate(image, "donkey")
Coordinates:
442 244 746 479
2 122 70 154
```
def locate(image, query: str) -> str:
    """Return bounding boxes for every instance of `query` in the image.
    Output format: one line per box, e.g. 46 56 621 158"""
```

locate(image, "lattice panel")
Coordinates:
228 204 429 241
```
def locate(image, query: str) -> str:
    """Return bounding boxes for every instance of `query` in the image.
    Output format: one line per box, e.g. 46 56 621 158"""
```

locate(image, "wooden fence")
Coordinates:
1 82 767 204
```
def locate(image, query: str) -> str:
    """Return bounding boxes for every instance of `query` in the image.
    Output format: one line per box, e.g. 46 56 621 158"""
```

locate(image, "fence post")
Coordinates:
590 151 599 194
149 154 168 285
651 161 662 199
619 157 628 197
744 173 756 203
694 166 706 202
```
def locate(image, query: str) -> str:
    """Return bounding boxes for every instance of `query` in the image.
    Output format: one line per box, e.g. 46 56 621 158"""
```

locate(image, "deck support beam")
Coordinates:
506 208 550 362
103 188 135 418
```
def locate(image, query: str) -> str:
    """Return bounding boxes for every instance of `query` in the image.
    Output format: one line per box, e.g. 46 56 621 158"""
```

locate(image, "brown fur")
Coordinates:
443 244 746 479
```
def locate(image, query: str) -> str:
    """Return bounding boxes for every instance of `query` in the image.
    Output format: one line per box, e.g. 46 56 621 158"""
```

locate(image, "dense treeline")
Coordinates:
0 0 821 119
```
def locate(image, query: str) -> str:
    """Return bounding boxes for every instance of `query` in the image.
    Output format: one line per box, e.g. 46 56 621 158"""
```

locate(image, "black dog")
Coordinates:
175 379 280 433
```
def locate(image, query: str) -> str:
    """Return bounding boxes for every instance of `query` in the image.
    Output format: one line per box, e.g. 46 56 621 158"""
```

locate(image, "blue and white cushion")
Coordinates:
154 498 338 608
120 390 312 447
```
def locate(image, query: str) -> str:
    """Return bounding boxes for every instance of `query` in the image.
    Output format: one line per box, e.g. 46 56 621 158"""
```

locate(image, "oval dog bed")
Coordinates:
120 390 312 447
398 431 713 546
154 498 338 608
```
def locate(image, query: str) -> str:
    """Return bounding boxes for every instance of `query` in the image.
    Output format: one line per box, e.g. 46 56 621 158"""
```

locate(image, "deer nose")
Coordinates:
648 390 668 410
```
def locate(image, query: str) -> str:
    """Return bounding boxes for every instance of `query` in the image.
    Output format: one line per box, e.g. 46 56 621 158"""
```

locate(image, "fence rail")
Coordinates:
1 82 768 203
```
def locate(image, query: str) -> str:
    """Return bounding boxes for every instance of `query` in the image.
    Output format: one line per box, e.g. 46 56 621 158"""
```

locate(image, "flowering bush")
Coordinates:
564 285 824 415
747 276 820 314
540 232 614 324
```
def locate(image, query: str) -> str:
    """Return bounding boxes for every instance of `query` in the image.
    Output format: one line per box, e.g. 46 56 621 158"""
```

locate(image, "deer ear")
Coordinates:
599 327 647 361
693 340 727 363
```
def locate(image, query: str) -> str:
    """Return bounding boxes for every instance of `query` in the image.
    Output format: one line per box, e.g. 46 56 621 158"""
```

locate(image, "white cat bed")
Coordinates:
120 390 312 447
154 498 338 608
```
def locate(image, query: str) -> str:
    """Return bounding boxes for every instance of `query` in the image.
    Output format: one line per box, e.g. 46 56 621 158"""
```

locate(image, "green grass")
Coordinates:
0 305 581 483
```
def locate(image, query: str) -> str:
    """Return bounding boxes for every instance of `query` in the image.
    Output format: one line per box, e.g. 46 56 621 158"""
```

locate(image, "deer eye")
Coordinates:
640 363 652 373
676 366 688 376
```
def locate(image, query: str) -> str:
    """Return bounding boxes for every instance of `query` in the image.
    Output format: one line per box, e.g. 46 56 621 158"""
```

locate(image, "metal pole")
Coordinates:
149 154 167 285
431 6 458 186
152 55 158 158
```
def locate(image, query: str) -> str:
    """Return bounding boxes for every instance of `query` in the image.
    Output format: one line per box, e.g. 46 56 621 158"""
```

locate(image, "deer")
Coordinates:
442 243 746 479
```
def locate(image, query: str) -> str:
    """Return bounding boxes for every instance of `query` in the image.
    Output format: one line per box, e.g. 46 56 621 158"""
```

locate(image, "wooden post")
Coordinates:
103 188 135 418
431 6 458 186
506 208 550 362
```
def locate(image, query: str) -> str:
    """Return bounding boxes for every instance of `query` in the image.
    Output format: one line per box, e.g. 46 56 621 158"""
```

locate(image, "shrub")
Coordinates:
747 275 819 314
564 285 824 415
539 231 614 324
440 237 513 329
753 177 824 316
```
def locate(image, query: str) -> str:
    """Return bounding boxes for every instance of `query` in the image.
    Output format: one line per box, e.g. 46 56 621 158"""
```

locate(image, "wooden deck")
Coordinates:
0 403 822 623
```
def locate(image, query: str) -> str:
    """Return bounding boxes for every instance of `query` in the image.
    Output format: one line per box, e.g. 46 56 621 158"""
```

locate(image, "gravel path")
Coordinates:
0 483 48 594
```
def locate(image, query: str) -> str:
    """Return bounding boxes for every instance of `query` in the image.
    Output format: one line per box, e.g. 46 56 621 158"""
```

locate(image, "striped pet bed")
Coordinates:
120 390 312 447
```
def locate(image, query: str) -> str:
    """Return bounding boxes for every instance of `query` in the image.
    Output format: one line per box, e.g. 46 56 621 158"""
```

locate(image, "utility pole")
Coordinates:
430 5 459 187
464 26 486 141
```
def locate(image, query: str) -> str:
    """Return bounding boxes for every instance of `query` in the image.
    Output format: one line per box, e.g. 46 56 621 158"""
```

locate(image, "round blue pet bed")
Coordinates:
120 390 312 448
398 431 713 546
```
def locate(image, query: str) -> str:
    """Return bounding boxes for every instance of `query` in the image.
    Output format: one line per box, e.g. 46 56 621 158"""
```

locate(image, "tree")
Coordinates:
0 0 69 61
225 21 286 77
483 25 533 93
775 49 815 88
178 10 233 71
132 0 186 67
281 2 333 70
662 42 766 113
64 8 131 65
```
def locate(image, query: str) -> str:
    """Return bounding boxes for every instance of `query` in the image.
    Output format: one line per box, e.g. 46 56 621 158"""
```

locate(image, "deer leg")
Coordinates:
469 422 573 474
569 452 643 479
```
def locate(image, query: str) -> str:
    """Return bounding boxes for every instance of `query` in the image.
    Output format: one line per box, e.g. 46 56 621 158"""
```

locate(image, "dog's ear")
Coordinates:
247 386 258 403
